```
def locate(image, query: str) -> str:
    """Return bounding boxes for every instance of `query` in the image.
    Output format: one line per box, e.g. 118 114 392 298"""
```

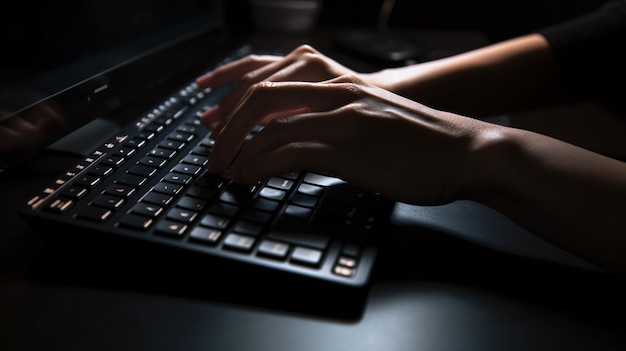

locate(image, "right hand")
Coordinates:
206 74 489 206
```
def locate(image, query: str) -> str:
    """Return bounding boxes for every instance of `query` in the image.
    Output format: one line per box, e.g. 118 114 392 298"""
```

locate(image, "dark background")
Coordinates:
227 0 608 41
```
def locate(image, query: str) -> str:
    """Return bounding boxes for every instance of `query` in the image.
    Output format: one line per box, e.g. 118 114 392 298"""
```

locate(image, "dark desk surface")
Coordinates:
2 27 626 351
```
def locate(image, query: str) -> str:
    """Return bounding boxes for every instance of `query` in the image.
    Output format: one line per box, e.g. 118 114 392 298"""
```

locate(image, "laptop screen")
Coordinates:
0 0 235 171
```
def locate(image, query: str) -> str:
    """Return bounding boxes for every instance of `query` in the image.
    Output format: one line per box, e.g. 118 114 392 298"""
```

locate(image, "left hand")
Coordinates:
196 45 360 137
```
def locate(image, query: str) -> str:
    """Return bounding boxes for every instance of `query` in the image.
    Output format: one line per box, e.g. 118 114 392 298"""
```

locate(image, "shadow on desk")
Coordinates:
14 214 626 328
20 233 368 321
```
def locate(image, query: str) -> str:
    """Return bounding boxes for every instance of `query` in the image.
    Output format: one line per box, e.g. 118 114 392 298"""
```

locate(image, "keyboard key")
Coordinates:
181 154 208 166
141 191 174 206
257 240 289 260
129 203 163 218
166 208 198 223
123 138 146 149
76 206 113 222
103 184 137 198
303 173 345 187
116 146 136 158
268 220 330 250
290 247 323 267
209 202 239 216
100 155 125 168
199 213 230 229
341 244 361 258
116 174 148 187
222 233 255 252
90 195 125 209
127 164 158 178
138 155 168 168
259 186 286 201
74 175 102 188
333 265 355 278
290 193 318 208
155 220 188 237
117 214 153 230
252 197 280 213
297 183 324 196
337 256 357 268
149 147 177 159
194 172 225 188
60 186 88 200
158 139 185 150
162 172 193 185
168 131 194 143
176 196 207 211
171 163 202 176
87 165 114 177
284 204 312 219
189 226 222 245
135 131 156 141
152 182 183 196
239 208 272 224
267 177 293 191
232 220 263 236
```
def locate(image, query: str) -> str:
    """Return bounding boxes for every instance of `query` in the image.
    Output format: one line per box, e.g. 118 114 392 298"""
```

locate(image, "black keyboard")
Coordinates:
18 50 395 289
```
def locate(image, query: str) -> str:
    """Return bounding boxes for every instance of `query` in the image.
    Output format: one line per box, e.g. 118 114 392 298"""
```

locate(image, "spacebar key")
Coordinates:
267 219 331 250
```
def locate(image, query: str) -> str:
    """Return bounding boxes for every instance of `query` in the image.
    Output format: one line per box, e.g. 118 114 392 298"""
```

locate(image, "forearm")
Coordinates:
364 34 562 117
467 125 626 275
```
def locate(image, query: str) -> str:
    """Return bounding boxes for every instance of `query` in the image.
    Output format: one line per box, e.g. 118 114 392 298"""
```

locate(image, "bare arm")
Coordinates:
467 123 626 275
363 34 563 117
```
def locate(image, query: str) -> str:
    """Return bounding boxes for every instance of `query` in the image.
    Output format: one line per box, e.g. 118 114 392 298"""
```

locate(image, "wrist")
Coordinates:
460 124 527 205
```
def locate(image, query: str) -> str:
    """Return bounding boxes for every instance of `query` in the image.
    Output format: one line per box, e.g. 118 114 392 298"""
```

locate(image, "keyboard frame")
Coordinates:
18 49 396 290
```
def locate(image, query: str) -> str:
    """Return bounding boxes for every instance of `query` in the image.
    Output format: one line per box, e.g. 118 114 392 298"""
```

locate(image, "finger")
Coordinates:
209 106 311 140
230 141 335 185
199 105 223 131
195 54 281 88
198 46 332 131
207 80 359 174
228 111 349 180
198 59 300 130
200 50 327 130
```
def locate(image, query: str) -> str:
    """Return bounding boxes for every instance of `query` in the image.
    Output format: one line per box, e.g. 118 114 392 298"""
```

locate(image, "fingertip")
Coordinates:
206 148 229 176
200 105 222 129
199 105 215 121
195 72 215 89
228 166 259 186
206 159 223 175
207 121 225 140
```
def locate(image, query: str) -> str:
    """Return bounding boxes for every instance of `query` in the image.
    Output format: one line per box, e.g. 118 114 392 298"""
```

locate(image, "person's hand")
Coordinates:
196 45 363 137
207 74 494 206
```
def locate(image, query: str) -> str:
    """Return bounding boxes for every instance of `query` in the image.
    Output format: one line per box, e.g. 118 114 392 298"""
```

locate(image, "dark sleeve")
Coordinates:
536 0 626 101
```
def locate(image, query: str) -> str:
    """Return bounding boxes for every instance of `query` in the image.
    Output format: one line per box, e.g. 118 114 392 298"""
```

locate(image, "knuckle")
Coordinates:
245 81 277 100
272 114 298 126
294 44 317 55
336 74 362 84
240 70 258 84
244 54 263 64
301 52 329 69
